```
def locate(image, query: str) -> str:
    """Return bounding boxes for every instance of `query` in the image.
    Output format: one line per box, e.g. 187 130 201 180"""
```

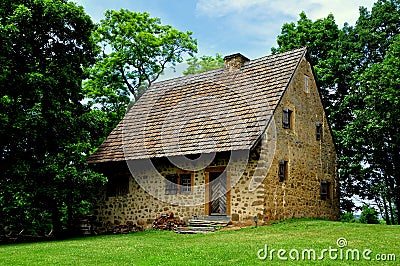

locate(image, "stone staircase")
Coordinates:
174 216 230 234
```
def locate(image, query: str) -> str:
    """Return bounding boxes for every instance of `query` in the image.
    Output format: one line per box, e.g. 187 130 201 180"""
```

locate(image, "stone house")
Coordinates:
88 47 339 227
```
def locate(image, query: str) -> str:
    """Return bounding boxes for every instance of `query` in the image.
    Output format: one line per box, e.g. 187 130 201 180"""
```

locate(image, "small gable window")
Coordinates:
320 180 330 200
304 75 309 93
316 122 322 141
282 108 292 129
165 174 178 195
278 160 288 182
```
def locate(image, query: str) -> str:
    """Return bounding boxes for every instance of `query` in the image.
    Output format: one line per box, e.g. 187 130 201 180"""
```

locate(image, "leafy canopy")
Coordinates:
85 9 197 102
183 53 224 75
84 9 197 137
0 0 105 236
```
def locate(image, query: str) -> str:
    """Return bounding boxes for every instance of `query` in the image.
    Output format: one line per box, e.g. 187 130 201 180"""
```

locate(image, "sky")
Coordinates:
73 0 376 78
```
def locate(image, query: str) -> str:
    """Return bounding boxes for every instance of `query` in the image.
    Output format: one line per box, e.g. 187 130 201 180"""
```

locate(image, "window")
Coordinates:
320 180 330 200
304 75 309 93
180 174 192 194
107 175 129 197
165 173 193 195
316 122 322 141
278 160 288 182
165 174 178 195
282 108 292 129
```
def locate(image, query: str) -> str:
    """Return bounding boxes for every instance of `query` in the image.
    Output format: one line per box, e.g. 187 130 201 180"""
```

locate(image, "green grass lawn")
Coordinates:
1 219 399 265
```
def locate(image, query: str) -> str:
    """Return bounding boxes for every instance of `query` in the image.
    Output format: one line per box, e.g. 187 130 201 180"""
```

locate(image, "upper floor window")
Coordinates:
316 122 322 140
278 160 288 182
282 108 292 129
304 75 309 93
320 180 331 200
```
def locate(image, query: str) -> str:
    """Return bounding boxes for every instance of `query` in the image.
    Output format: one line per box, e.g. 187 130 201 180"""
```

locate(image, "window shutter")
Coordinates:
165 174 178 195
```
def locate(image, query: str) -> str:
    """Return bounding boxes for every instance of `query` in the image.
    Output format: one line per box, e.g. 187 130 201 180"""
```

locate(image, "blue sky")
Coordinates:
74 0 376 78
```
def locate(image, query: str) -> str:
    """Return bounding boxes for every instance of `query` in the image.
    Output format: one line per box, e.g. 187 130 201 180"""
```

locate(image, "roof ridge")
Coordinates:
154 47 307 86
251 46 307 63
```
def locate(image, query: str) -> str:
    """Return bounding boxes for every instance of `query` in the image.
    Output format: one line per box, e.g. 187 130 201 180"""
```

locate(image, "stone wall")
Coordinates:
95 151 266 227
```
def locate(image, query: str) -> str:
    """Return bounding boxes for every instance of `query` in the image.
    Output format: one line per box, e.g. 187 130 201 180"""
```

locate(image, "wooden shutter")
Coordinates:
165 174 178 195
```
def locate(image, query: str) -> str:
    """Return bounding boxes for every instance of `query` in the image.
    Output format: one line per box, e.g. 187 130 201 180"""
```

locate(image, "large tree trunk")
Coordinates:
394 187 400 225
382 196 390 225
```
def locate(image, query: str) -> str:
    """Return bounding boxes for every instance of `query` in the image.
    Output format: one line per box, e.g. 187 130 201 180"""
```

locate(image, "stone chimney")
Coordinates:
224 53 250 71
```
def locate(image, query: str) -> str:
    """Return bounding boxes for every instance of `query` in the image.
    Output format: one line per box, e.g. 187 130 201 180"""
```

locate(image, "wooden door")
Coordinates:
209 172 227 215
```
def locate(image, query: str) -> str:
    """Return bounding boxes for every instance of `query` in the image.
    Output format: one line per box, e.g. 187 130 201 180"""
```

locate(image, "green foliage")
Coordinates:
183 53 224 75
272 12 343 111
0 0 106 236
340 212 356 223
342 35 400 225
359 205 380 224
84 9 197 134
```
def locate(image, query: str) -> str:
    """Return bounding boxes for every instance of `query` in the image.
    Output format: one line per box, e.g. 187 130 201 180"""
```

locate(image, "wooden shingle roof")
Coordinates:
88 47 307 163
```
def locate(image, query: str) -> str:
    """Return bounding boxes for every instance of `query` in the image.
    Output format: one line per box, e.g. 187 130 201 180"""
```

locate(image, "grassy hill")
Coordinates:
1 219 399 265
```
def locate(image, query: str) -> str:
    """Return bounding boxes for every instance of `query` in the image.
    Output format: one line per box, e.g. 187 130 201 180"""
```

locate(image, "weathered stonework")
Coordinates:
261 57 338 221
94 52 339 228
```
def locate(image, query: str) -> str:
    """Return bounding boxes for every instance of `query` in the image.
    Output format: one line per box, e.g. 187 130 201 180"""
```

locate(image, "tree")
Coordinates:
271 12 345 113
0 0 105 236
84 10 197 133
359 205 380 224
342 36 400 224
271 12 356 209
338 0 400 224
183 53 224 75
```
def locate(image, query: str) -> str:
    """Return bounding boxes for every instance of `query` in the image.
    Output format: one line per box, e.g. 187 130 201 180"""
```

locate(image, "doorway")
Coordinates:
209 172 227 215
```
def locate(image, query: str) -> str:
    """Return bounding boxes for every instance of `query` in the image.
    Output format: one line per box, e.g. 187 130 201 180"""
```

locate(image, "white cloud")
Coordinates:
196 0 376 26
196 0 266 17
195 0 377 58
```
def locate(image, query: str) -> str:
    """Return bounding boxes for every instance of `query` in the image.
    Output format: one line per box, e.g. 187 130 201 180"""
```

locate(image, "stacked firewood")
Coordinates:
152 212 185 230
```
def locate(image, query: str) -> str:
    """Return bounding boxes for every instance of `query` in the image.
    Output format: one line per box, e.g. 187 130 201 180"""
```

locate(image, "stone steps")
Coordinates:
188 219 230 227
174 217 231 234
